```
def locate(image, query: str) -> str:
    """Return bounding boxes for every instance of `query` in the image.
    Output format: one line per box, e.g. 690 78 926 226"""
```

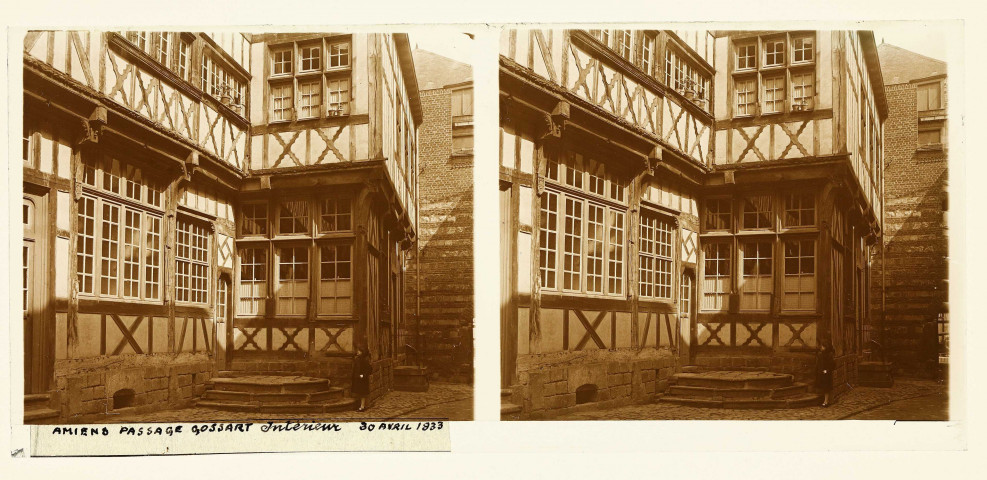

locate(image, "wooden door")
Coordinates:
23 194 48 394
500 183 517 388
680 271 694 363
217 276 231 368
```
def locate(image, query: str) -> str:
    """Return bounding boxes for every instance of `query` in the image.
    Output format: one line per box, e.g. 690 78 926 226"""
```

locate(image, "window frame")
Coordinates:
175 215 210 305
638 208 675 301
701 242 732 312
782 238 817 312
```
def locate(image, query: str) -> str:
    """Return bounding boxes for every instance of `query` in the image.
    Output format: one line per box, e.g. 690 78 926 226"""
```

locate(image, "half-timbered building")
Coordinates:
22 30 420 422
499 29 885 418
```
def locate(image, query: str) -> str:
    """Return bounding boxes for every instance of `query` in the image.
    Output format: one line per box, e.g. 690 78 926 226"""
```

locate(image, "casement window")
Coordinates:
328 41 350 69
615 30 632 61
918 128 943 146
279 200 310 235
273 48 293 76
241 203 268 236
792 72 814 110
680 273 693 317
764 40 785 66
298 79 322 119
704 198 732 231
737 43 756 70
319 244 352 315
238 247 267 316
733 33 816 117
540 153 628 296
640 34 655 74
664 50 675 86
327 78 350 116
792 36 814 63
740 241 773 311
539 190 560 290
763 76 785 114
702 243 731 311
451 88 474 119
23 124 32 165
300 44 322 72
562 197 584 291
175 217 209 304
452 132 474 154
129 31 149 52
783 239 816 311
599 30 611 47
674 56 688 91
76 158 163 301
639 211 674 300
277 247 309 315
607 210 625 295
320 198 352 232
736 78 757 116
154 32 170 66
271 83 293 121
916 82 942 111
177 39 191 80
742 195 774 229
784 193 815 227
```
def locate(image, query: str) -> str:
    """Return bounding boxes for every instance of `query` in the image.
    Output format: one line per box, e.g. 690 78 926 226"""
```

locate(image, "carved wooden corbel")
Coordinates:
182 151 199 182
79 106 108 147
540 101 570 142
645 146 661 175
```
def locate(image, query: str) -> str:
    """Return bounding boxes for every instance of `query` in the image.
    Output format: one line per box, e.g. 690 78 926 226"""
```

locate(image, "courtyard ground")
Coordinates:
90 382 473 424
542 379 947 421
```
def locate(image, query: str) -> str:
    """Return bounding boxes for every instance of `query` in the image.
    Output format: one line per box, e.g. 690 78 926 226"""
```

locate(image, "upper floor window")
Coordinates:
763 76 785 114
124 31 193 83
451 88 474 120
201 54 246 108
764 40 785 66
639 210 674 300
792 72 815 110
917 82 942 111
737 43 756 70
742 195 773 229
792 36 814 63
273 48 293 76
736 78 756 117
175 217 209 305
268 37 352 122
615 30 633 61
918 127 943 147
640 34 655 74
300 44 322 72
784 193 815 227
704 198 732 231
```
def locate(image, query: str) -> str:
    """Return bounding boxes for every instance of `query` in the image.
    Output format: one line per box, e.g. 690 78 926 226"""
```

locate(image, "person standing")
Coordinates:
816 340 836 407
352 347 372 412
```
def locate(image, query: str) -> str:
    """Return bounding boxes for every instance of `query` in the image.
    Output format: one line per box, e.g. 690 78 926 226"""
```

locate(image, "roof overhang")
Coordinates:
394 33 424 125
860 31 889 121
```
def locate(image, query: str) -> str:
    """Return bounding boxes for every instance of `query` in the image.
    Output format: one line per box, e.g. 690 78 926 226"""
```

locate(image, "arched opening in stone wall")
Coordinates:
112 388 136 409
575 383 598 405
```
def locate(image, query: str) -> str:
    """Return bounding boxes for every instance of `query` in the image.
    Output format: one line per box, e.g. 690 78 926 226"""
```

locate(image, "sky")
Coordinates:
873 22 949 61
409 31 475 65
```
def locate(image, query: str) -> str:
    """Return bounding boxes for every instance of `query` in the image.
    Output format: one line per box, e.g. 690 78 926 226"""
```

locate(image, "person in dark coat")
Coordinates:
816 340 836 407
352 347 372 411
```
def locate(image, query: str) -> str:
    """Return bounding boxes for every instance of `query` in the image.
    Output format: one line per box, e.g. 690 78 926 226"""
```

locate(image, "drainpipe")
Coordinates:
416 153 423 370
880 148 887 364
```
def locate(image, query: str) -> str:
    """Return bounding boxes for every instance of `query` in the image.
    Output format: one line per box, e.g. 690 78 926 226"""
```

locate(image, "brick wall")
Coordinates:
869 82 948 376
405 87 474 381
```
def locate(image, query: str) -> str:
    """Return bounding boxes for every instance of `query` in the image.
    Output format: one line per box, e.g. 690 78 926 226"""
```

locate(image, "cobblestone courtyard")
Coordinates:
90 383 473 424
545 379 947 421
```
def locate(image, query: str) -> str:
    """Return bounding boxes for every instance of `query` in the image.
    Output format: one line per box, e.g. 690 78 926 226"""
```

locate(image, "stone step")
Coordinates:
661 393 822 410
201 388 345 405
197 398 356 414
500 403 523 420
672 371 794 390
208 376 331 394
218 370 309 378
668 383 809 400
24 393 51 409
501 388 512 398
24 408 60 424
393 371 430 392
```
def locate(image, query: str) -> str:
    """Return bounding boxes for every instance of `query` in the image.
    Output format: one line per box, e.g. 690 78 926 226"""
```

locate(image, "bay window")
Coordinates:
268 37 352 122
732 33 816 117
784 193 815 227
704 198 731 231
742 196 774 229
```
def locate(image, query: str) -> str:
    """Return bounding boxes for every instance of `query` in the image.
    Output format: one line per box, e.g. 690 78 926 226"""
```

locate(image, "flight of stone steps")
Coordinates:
197 373 355 414
24 393 60 424
660 367 821 409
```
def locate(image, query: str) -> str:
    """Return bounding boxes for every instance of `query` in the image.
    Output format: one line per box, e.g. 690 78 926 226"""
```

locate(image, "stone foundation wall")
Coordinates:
369 357 395 402
511 350 679 419
832 353 859 397
53 354 215 423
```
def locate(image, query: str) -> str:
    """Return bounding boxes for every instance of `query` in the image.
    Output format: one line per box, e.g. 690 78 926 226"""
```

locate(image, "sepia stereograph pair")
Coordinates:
10 23 951 452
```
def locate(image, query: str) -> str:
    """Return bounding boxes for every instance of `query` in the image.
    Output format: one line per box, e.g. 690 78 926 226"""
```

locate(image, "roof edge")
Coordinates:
860 31 889 121
394 33 424 125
